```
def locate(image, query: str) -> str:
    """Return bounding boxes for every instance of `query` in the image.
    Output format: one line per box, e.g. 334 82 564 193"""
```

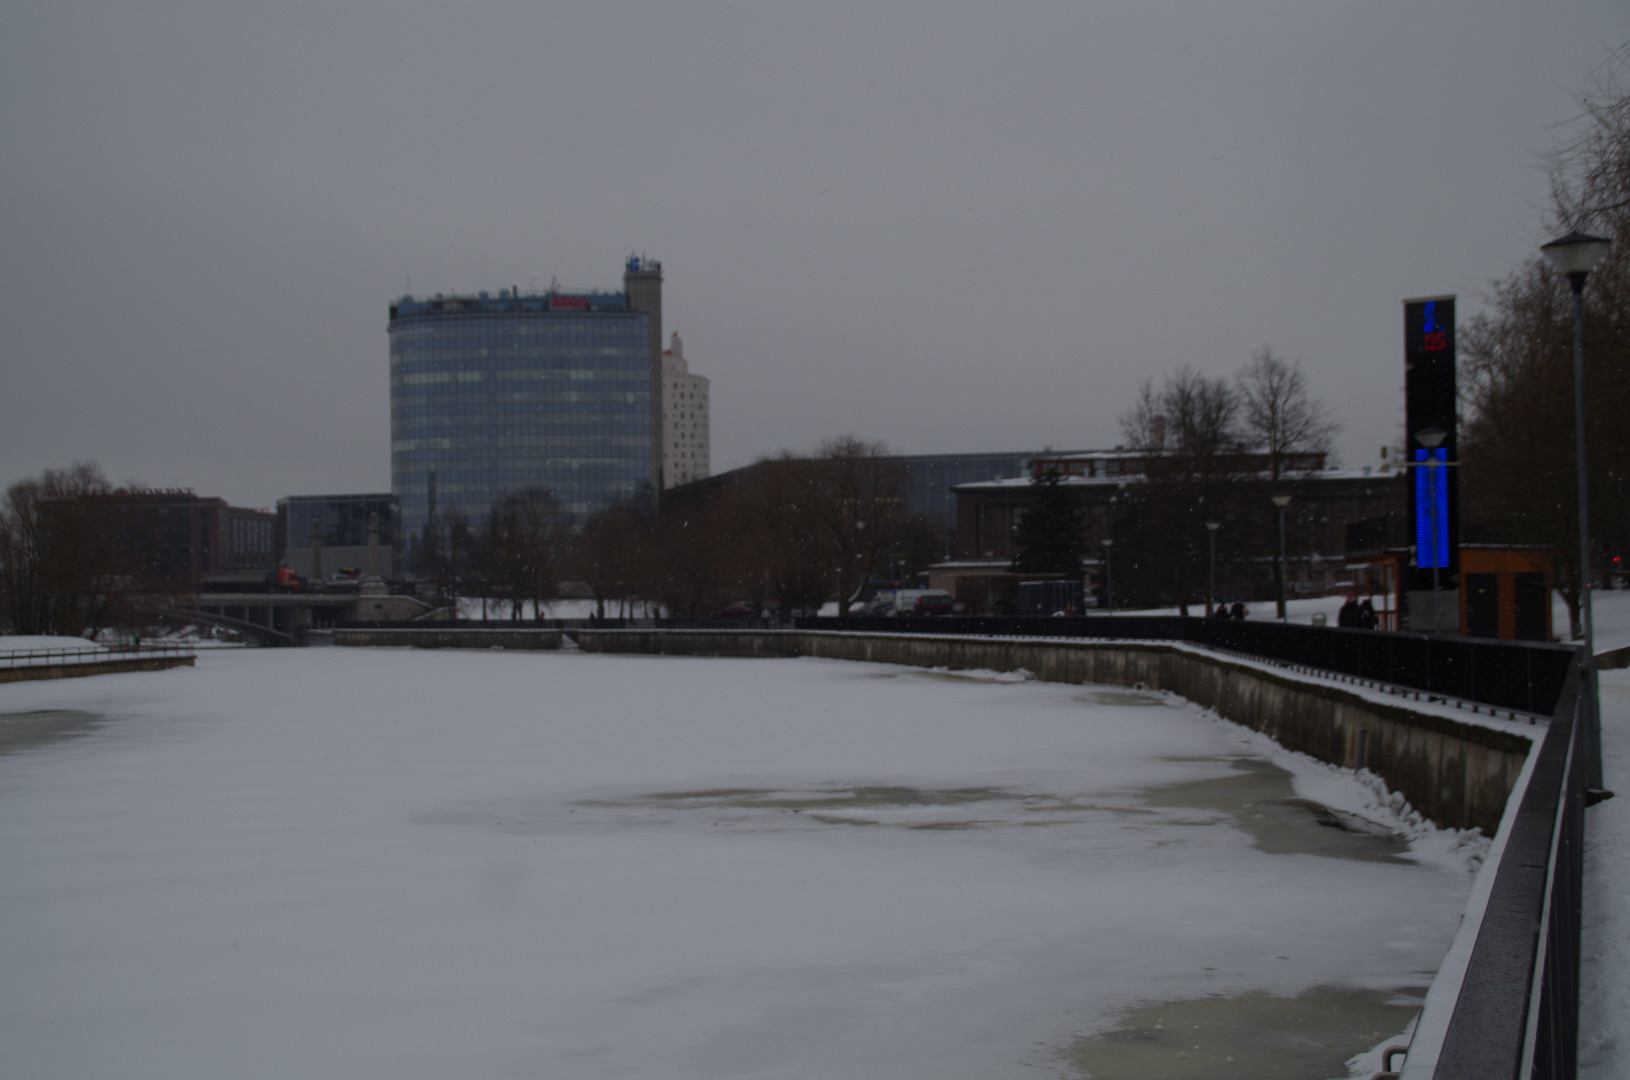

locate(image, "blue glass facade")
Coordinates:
389 290 654 559
1413 447 1451 570
893 452 1045 524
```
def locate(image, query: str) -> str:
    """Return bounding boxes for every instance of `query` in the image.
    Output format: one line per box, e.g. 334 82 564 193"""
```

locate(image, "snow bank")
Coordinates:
0 635 107 653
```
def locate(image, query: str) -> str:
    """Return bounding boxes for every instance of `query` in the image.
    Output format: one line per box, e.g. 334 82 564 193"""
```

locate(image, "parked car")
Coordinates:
707 601 758 619
865 589 956 617
911 592 955 616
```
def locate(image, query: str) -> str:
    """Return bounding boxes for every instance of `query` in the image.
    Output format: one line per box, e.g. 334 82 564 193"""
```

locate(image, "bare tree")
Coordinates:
651 492 734 617
1120 367 1241 457
1115 369 1245 612
803 437 905 615
568 504 649 619
481 487 565 620
1236 347 1339 480
0 463 135 637
1461 47 1630 638
730 455 829 617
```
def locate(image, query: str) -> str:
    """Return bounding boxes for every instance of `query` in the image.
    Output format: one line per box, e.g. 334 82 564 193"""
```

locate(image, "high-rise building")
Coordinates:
661 332 711 488
388 258 664 566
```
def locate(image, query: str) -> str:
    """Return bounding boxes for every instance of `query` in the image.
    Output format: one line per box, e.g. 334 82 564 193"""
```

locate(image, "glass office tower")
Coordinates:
389 266 659 570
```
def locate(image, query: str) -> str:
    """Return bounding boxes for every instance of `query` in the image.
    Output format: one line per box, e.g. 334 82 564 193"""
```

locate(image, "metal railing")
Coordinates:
1407 662 1590 1080
0 641 196 669
796 615 1579 716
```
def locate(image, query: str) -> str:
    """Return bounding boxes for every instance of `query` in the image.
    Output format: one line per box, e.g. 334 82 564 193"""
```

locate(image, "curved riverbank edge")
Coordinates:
565 628 1535 837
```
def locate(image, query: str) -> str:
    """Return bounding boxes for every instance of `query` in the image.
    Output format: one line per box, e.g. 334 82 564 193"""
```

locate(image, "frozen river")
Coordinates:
0 648 1482 1079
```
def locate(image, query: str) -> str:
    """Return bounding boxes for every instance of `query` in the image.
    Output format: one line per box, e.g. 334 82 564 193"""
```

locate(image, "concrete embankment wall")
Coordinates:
571 629 1532 836
0 656 196 684
333 628 564 650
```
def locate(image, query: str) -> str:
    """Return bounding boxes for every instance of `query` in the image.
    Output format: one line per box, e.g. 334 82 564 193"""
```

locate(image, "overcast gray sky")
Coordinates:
2 0 1625 509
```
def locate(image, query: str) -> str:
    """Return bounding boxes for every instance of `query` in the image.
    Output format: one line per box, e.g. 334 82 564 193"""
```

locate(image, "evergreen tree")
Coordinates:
1009 468 1086 575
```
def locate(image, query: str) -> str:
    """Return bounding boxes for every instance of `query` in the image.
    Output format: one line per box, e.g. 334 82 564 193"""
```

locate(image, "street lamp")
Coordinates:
1271 495 1292 621
1542 229 1612 790
1205 521 1221 616
1101 538 1114 612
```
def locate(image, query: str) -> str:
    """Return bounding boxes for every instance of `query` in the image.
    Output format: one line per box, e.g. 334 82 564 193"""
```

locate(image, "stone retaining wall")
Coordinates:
570 629 1533 835
0 655 196 684
333 628 564 651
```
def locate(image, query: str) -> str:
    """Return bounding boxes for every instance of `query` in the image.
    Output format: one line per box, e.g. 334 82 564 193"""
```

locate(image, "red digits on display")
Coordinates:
1422 332 1447 352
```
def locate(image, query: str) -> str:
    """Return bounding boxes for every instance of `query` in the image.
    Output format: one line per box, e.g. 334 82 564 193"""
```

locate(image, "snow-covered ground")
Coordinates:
1578 587 1630 653
0 634 110 653
454 586 1630 647
0 648 1481 1079
1119 594 1352 624
455 597 656 620
1581 665 1630 1078
1124 587 1630 647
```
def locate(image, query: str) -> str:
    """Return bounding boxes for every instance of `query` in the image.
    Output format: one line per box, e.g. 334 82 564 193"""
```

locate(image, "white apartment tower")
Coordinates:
661 332 711 488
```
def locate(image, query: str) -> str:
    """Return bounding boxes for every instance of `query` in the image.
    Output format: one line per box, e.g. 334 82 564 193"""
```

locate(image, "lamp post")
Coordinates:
1542 229 1612 791
1205 521 1221 616
1101 538 1114 612
1271 495 1291 621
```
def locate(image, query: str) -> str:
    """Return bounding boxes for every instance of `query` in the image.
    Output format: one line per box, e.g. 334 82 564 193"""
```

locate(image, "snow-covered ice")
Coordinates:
0 648 1483 1079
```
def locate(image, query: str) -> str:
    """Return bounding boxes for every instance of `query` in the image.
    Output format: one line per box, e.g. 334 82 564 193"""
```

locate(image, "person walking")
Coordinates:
1358 599 1377 631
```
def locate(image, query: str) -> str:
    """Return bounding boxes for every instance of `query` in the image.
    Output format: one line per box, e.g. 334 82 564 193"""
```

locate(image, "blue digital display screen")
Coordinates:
1414 447 1450 569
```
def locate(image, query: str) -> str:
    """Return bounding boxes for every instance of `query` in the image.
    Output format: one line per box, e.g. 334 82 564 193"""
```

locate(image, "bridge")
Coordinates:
146 593 361 646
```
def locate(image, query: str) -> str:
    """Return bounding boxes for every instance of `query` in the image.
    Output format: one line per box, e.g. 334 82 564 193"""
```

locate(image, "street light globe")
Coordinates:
1101 538 1114 548
1541 231 1612 276
1416 427 1449 450
1271 494 1291 508
1206 521 1221 532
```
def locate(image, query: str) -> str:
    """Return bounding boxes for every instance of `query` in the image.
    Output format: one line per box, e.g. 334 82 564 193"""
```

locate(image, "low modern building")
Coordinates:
93 489 276 592
671 450 1057 526
936 449 1404 611
661 332 710 489
275 493 396 581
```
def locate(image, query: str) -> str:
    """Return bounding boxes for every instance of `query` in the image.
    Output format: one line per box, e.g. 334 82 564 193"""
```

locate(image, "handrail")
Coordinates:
1405 659 1588 1079
0 642 197 668
795 615 1578 715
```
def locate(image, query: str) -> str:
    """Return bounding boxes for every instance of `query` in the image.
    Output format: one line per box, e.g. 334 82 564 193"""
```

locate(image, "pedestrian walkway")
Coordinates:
1580 666 1630 1078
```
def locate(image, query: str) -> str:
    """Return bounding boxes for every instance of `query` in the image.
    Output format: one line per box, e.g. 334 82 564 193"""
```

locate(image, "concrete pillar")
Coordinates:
366 512 380 580
309 518 323 586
